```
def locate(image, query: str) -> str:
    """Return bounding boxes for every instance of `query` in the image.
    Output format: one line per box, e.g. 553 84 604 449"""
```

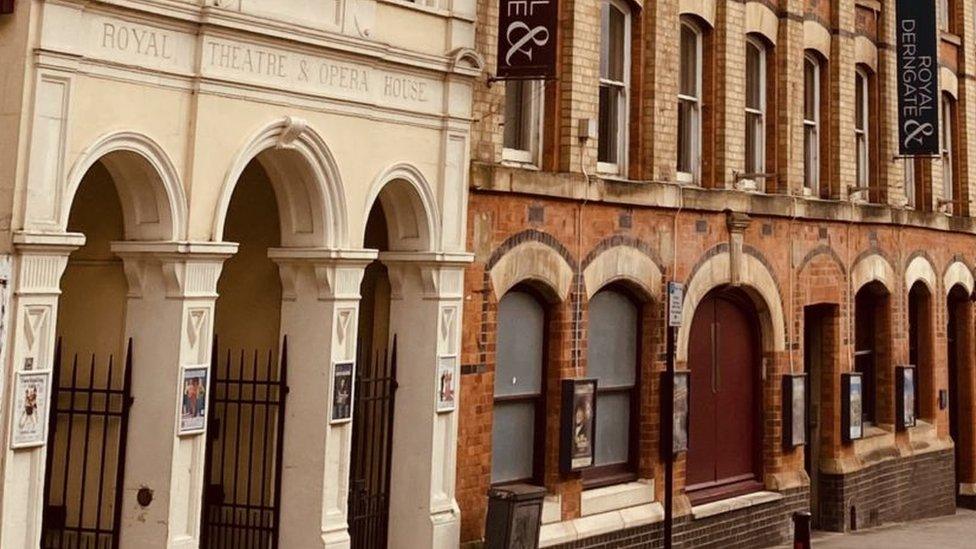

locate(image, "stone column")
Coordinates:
268 248 375 549
0 232 84 549
383 252 470 549
111 241 236 549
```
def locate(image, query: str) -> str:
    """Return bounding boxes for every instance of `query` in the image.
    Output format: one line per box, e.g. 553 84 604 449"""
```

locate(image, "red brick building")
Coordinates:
458 0 976 546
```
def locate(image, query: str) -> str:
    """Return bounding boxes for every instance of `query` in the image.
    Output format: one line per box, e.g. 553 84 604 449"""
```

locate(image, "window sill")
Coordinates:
690 491 783 520
581 479 654 517
540 501 664 547
499 155 541 171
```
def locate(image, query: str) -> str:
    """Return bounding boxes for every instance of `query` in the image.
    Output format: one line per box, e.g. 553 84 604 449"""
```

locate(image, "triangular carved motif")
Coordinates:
23 308 46 353
187 309 207 351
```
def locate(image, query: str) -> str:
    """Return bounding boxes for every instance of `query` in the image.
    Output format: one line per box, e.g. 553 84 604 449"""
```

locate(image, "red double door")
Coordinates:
686 291 762 502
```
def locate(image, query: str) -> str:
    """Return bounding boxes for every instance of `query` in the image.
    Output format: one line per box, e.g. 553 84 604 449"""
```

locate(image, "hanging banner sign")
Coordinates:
895 0 940 156
496 0 558 79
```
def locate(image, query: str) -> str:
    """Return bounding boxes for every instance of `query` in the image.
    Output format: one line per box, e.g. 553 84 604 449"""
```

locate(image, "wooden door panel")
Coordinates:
687 296 717 488
715 298 758 482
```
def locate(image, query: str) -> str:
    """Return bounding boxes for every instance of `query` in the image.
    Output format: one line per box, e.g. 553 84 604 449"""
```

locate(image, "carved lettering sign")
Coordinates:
896 0 940 156
203 37 439 112
496 0 558 79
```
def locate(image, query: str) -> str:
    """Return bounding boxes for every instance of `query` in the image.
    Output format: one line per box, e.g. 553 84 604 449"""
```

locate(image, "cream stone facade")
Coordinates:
0 1 480 548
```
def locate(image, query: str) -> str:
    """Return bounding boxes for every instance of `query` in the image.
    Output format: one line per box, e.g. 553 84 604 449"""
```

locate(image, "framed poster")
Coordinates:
896 365 917 430
782 374 807 447
673 371 690 454
842 373 864 442
330 361 354 424
11 370 51 448
178 366 208 436
560 379 596 473
437 355 457 413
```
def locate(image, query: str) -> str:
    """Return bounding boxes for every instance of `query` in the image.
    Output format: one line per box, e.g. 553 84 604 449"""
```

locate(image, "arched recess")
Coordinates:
363 163 439 252
212 117 347 248
905 255 939 295
677 251 785 362
64 131 187 241
851 252 896 294
944 261 974 296
744 2 777 45
489 241 575 302
583 245 662 301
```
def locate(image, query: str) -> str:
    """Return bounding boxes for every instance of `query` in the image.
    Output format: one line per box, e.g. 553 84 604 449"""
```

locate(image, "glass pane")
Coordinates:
855 73 866 130
856 135 867 187
678 100 696 173
804 58 817 121
496 291 545 398
598 85 619 164
595 393 630 466
503 80 526 150
587 290 637 388
491 401 536 483
804 125 817 190
746 42 762 110
746 112 762 174
680 25 698 97
603 4 626 82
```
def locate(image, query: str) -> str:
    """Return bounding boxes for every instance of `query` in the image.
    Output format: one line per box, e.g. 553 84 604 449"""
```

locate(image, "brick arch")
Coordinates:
488 239 575 302
905 254 939 295
797 245 848 277
943 260 974 296
486 229 576 271
677 247 786 362
582 244 663 301
796 246 848 306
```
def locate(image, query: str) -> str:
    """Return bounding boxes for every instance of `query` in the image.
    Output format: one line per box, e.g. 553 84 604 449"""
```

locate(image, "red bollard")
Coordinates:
793 511 812 549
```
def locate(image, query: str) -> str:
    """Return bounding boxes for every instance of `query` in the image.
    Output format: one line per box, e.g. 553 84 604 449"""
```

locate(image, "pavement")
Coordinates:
778 508 976 548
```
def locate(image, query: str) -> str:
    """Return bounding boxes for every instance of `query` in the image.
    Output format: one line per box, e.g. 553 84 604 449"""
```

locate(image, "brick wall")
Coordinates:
461 0 976 544
819 449 956 532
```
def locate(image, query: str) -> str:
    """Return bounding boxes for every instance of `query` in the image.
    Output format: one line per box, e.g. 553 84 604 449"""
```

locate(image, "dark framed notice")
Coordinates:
496 0 559 80
842 373 864 442
896 365 917 430
560 379 596 473
672 371 690 454
895 0 940 156
330 361 354 424
782 374 807 447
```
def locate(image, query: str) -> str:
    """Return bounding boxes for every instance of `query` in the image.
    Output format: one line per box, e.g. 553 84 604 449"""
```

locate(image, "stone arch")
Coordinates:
851 252 896 294
677 250 786 361
679 0 715 28
64 131 187 241
942 67 959 99
906 254 939 295
213 116 347 248
744 1 777 46
363 163 439 252
854 36 878 72
944 260 974 296
803 20 831 59
489 241 574 303
583 245 662 301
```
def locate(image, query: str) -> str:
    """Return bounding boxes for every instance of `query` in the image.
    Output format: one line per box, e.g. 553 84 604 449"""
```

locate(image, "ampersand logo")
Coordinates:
505 22 551 66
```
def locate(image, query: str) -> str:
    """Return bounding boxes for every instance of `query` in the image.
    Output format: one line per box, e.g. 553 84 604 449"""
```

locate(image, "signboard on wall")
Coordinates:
560 379 596 473
895 0 940 156
496 0 558 79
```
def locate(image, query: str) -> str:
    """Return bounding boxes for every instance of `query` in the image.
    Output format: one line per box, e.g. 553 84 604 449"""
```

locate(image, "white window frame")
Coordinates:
502 80 544 166
855 67 870 193
939 0 951 32
597 0 631 176
677 19 703 184
942 93 955 207
744 37 767 191
803 53 821 196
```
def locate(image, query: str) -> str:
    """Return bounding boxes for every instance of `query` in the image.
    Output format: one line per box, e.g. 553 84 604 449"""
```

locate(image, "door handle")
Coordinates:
711 322 719 394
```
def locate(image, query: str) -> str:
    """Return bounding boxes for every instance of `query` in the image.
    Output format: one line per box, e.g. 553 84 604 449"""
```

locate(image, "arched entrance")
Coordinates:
854 282 891 426
41 160 133 548
204 158 287 548
349 176 434 549
686 287 762 503
908 281 935 420
947 284 972 500
348 202 396 549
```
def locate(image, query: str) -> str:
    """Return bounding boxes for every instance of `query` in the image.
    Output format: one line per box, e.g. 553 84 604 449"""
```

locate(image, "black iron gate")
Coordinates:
348 337 398 549
201 340 288 549
41 339 134 549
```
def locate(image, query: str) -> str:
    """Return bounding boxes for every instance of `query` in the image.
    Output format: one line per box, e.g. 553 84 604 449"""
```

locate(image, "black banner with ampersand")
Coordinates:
896 0 940 156
496 0 558 79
